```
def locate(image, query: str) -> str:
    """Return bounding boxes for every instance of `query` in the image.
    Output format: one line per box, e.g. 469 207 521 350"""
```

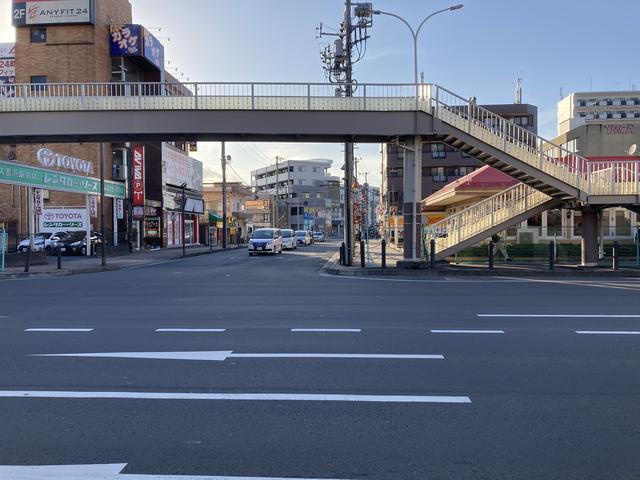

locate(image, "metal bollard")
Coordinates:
430 239 436 269
57 245 62 270
381 239 386 268
549 241 555 271
488 241 494 270
24 246 31 273
340 242 345 266
360 240 365 268
612 241 619 271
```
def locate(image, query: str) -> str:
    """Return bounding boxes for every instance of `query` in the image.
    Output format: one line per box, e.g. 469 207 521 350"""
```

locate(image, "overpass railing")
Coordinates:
0 81 428 113
1 81 639 197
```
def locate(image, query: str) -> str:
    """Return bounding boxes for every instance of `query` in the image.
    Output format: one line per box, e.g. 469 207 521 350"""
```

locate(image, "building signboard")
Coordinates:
12 0 94 27
33 188 43 215
132 146 144 206
110 24 164 71
116 198 124 220
37 147 94 175
184 197 204 214
0 44 15 59
89 195 97 217
0 58 15 77
39 208 88 233
0 43 15 97
161 143 203 192
0 159 125 198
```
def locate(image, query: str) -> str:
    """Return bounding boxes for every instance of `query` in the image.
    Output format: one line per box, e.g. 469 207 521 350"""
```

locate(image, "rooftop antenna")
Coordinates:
515 73 522 104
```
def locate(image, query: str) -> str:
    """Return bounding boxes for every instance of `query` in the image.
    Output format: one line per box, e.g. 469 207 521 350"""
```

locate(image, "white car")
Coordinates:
17 231 68 254
248 228 283 256
281 229 297 250
295 230 311 246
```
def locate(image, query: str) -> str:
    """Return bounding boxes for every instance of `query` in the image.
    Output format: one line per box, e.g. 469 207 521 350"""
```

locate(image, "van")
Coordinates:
248 228 283 256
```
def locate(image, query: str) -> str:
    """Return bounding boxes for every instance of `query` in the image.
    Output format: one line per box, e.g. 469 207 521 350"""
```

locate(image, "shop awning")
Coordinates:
208 212 223 223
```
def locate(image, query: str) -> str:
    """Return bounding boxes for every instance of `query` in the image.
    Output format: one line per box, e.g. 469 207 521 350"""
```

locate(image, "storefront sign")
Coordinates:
109 24 164 71
89 195 97 217
37 147 94 175
39 208 88 232
33 188 43 215
0 58 15 77
184 197 204 214
144 217 161 238
12 0 94 26
161 143 203 192
116 198 124 220
132 146 144 206
0 159 125 198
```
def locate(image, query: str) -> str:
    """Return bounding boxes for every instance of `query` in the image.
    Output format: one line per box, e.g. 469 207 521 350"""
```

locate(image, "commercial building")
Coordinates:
202 181 252 244
550 90 640 242
0 0 203 250
381 102 538 241
250 159 341 233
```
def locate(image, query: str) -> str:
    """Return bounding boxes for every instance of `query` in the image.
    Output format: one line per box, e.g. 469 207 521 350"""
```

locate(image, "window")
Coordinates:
431 167 447 182
304 193 310 199
513 116 530 126
30 28 46 43
454 166 474 176
291 207 298 216
430 143 446 159
312 167 318 173
298 167 305 172
289 166 294 172
263 214 269 221
30 76 48 92
316 193 323 199
298 179 305 185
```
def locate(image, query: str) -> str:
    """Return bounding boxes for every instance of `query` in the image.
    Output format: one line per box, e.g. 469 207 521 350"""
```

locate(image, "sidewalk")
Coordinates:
0 244 245 279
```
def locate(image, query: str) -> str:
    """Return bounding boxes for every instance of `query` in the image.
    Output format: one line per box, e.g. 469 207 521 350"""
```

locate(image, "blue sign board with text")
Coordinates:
109 24 164 71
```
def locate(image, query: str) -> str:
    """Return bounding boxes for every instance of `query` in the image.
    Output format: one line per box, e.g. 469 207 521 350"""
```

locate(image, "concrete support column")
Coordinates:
581 209 599 267
402 135 422 261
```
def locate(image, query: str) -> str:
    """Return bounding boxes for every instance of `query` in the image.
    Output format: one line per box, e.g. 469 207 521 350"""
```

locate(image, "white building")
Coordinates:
557 91 640 136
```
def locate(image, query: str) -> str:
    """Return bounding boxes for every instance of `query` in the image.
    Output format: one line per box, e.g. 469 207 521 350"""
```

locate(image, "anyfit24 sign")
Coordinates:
12 0 94 27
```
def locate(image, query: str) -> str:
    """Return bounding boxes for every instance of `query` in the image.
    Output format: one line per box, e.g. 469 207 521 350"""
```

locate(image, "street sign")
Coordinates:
0 159 125 198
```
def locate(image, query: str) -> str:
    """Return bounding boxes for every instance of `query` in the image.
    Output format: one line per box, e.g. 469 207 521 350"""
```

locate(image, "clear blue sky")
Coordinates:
1 0 638 186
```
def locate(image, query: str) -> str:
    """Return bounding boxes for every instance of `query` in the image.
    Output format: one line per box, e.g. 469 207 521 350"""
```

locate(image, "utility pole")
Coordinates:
275 156 281 229
221 141 227 249
99 143 106 267
318 1 373 266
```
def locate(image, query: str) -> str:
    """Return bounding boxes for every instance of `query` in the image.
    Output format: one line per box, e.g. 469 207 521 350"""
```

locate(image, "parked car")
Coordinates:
55 232 103 255
295 230 311 246
281 229 297 250
248 228 283 255
312 231 325 242
16 231 68 254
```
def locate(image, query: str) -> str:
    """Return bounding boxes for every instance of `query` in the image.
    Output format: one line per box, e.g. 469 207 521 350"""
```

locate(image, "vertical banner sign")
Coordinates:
33 188 43 215
89 195 97 217
116 198 124 220
132 146 145 207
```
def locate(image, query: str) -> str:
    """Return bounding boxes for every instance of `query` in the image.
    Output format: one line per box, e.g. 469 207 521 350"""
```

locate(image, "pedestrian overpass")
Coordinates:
1 81 638 265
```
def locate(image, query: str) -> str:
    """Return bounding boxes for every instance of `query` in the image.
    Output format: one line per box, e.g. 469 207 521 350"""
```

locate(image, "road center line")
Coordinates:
290 328 361 332
24 328 94 332
430 329 504 334
155 328 226 332
478 314 640 318
575 331 640 335
0 390 471 404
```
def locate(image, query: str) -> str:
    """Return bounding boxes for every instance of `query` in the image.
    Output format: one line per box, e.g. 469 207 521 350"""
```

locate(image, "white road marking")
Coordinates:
0 316 7 318
479 314 640 318
0 390 471 404
504 277 640 292
290 328 361 332
0 462 350 479
31 350 444 361
155 328 226 333
24 328 94 332
575 331 640 335
430 329 504 334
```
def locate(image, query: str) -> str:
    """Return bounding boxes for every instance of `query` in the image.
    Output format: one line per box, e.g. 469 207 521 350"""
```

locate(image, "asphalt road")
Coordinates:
1 241 640 479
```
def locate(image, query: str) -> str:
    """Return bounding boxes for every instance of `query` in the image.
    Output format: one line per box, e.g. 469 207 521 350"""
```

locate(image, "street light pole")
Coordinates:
221 142 228 249
373 4 463 261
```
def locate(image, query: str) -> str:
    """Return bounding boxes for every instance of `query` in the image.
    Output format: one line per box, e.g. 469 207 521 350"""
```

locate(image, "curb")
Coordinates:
0 245 246 280
321 253 640 278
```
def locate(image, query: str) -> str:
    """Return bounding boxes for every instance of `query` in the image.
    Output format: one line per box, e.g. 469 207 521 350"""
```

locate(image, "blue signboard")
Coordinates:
110 24 164 72
143 29 164 71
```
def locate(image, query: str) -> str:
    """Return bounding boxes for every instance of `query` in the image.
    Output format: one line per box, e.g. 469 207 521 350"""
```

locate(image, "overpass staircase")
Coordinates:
422 85 639 260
